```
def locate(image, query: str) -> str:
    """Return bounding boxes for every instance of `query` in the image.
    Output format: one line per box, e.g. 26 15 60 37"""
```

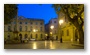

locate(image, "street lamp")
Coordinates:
50 25 54 41
50 25 54 30
33 29 38 32
59 20 63 25
59 19 63 43
33 29 36 32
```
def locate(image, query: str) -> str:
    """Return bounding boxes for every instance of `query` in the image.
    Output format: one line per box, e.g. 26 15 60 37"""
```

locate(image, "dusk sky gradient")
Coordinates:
18 4 58 24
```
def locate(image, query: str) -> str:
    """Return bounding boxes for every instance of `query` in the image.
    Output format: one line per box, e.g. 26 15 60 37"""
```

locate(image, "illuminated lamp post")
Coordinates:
50 25 54 41
59 20 63 43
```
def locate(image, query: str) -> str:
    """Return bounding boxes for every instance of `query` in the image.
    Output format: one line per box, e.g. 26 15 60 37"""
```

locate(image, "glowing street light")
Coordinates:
50 25 54 29
33 29 36 32
59 19 64 43
33 29 38 32
59 20 63 25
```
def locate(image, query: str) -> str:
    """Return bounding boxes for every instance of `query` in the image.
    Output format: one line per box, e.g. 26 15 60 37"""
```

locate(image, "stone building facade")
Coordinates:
4 16 45 41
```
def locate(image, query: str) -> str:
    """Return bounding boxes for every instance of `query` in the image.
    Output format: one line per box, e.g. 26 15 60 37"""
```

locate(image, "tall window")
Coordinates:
20 26 22 31
41 34 43 38
25 34 28 39
30 26 32 31
40 22 43 25
8 26 11 31
7 34 10 40
20 22 22 24
25 26 27 31
25 22 28 24
40 27 42 31
54 21 56 23
67 29 69 36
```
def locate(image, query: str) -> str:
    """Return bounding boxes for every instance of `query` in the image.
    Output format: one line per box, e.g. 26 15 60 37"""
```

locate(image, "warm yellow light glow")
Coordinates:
50 41 55 49
33 42 37 49
33 29 38 32
50 25 54 29
59 20 63 25
50 32 52 34
33 29 36 32
45 34 48 36
45 41 47 48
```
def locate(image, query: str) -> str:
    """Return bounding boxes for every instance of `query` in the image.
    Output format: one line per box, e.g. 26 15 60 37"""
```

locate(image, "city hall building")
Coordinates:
4 16 45 41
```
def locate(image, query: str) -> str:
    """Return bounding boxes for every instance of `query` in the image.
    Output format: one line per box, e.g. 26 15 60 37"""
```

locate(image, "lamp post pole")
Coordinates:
59 20 63 43
50 25 54 41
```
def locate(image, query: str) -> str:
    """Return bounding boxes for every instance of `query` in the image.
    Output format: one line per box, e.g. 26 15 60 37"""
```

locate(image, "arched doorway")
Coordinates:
25 34 28 39
19 34 22 40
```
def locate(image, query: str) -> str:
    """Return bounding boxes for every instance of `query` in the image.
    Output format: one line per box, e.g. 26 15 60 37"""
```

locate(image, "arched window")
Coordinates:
25 34 28 39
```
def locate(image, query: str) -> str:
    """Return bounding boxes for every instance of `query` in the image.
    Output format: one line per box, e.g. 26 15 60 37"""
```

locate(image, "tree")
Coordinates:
53 4 84 44
4 4 18 24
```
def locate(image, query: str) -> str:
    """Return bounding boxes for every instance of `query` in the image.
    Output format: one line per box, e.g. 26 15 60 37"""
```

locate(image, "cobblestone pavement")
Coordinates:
4 41 84 49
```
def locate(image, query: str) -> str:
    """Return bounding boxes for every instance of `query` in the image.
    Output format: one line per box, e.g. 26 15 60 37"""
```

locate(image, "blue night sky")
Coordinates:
18 4 57 24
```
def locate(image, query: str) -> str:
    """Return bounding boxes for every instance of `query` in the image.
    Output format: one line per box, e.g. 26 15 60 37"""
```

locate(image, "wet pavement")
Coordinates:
4 41 84 49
